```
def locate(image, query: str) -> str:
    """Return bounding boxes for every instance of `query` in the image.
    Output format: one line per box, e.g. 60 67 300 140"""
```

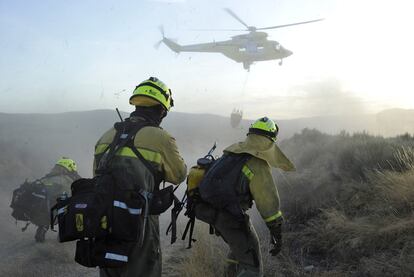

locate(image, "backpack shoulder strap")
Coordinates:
96 119 162 180
227 153 253 175
96 120 153 173
209 152 252 178
96 126 126 172
128 143 158 178
227 152 252 162
124 123 165 182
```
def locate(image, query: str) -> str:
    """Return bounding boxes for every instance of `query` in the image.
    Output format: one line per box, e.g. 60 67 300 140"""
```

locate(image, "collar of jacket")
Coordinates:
128 115 147 123
130 108 162 126
224 134 295 171
126 115 163 130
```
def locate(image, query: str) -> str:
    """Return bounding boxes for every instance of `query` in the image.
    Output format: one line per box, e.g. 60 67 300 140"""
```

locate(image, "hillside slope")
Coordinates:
0 109 413 276
1 108 413 180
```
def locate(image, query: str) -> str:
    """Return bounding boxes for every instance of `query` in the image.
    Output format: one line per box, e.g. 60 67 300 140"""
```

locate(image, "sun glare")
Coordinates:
327 0 414 110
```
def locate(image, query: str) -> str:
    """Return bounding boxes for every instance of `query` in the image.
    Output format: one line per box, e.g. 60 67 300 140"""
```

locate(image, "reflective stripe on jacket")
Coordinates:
93 117 187 187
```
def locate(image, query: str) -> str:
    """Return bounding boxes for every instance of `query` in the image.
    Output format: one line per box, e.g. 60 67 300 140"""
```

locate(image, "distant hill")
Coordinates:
279 108 414 137
375 108 414 136
0 108 413 182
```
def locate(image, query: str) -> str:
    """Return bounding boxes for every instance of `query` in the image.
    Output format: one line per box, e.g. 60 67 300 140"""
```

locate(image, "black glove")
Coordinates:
267 220 283 256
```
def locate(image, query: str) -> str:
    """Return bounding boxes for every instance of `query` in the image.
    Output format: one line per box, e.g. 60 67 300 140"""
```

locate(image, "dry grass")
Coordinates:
276 145 414 276
2 125 414 276
169 224 226 277
169 134 414 276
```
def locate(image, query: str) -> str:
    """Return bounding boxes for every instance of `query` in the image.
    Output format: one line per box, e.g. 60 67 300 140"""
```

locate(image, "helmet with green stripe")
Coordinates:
248 117 279 141
56 157 77 172
129 77 174 111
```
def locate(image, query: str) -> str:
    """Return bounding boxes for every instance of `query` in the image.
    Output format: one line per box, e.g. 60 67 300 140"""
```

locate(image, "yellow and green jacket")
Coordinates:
31 165 80 226
41 165 80 200
224 134 295 224
93 116 187 192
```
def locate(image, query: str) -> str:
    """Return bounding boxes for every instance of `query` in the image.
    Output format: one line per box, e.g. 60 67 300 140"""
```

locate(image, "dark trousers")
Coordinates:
195 203 263 277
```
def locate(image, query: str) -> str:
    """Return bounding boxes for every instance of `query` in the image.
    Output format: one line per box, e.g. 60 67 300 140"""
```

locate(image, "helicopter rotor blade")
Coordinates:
224 8 250 30
190 28 247 32
256 18 324 30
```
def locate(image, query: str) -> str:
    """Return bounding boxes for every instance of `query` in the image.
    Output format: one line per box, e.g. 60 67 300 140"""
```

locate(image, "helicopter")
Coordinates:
156 8 323 71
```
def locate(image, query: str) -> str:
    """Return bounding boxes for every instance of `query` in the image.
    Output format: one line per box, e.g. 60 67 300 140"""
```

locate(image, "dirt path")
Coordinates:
0 186 96 276
160 215 191 277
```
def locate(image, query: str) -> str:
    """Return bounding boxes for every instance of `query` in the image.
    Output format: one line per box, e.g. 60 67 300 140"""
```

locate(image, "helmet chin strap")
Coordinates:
160 108 167 120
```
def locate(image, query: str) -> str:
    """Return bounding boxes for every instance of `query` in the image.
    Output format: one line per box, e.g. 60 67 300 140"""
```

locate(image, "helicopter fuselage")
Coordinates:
162 31 292 70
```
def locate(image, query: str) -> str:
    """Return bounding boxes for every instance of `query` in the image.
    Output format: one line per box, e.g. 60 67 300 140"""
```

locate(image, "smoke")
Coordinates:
241 78 367 120
289 78 366 117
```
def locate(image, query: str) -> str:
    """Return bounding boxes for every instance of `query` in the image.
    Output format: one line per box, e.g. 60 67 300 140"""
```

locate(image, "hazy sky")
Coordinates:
0 0 413 119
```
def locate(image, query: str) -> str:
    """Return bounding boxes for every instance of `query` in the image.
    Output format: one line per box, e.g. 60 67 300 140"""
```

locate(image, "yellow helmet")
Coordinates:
129 77 174 111
56 157 77 172
248 117 279 141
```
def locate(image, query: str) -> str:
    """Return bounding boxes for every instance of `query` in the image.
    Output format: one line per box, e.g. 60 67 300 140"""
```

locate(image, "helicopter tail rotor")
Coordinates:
158 25 165 38
155 26 181 53
154 40 163 49
154 25 179 50
154 26 165 49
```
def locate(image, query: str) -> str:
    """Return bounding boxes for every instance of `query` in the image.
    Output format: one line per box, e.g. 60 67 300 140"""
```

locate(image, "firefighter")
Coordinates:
195 117 295 276
94 77 187 277
35 157 81 242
